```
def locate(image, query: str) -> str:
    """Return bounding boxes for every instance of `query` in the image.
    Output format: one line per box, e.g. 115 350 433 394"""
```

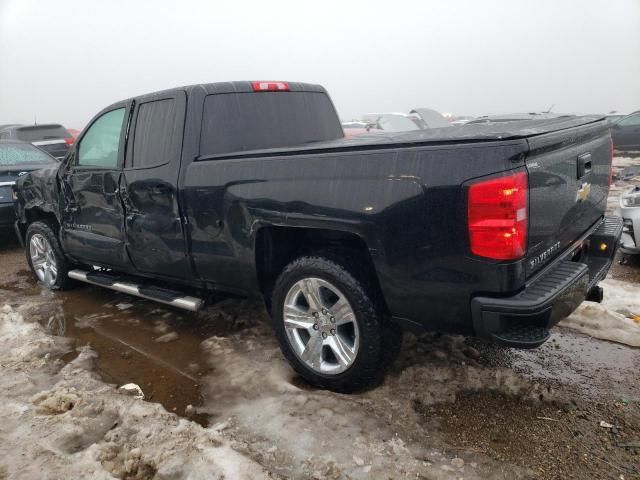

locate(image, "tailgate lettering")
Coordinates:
529 241 561 269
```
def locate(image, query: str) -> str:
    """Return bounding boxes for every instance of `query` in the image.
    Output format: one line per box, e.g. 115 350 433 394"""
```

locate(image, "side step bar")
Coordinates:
68 269 204 312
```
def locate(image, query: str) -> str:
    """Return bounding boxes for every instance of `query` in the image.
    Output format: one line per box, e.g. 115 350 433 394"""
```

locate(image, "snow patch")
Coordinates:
198 300 533 479
0 306 269 479
560 279 640 347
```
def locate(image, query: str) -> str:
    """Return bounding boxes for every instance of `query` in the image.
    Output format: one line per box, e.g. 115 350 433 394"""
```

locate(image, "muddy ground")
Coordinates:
1 155 639 480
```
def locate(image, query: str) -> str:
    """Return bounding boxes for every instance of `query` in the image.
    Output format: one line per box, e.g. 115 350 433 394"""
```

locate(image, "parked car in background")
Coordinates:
0 124 75 160
342 121 370 138
361 112 423 132
605 114 625 124
409 108 451 128
466 112 572 124
610 111 640 152
615 185 640 258
450 116 474 126
0 140 58 232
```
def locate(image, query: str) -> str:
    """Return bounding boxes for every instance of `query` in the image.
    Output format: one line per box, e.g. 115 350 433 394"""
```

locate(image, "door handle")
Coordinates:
577 153 592 179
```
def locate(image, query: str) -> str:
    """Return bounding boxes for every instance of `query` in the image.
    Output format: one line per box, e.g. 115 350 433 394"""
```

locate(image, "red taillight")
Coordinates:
468 171 528 260
64 137 75 146
251 81 290 92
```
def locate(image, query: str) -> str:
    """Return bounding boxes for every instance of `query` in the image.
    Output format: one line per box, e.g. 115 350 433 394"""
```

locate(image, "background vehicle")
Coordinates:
610 111 640 151
0 124 75 160
14 81 620 392
615 185 640 257
605 114 625 124
409 108 451 128
466 112 572 124
0 140 58 232
342 121 372 138
361 112 423 132
450 116 474 126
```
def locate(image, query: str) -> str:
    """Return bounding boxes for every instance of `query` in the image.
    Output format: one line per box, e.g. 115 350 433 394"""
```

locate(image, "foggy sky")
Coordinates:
1 0 639 129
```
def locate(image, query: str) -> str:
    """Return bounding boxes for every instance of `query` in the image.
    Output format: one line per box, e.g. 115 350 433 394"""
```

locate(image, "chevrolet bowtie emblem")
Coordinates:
576 182 591 202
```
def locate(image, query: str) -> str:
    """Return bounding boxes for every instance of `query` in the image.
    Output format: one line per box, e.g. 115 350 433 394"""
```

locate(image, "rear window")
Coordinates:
200 92 343 156
15 125 71 142
0 143 56 166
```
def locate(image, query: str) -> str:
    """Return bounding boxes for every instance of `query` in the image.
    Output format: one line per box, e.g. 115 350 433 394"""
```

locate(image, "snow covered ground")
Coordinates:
0 305 268 480
560 279 640 347
0 302 536 480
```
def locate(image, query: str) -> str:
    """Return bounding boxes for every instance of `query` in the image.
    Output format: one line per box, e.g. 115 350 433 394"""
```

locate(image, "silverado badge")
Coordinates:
576 182 591 202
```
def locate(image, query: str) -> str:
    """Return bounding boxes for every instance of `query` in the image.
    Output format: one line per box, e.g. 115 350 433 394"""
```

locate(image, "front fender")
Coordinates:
14 166 62 224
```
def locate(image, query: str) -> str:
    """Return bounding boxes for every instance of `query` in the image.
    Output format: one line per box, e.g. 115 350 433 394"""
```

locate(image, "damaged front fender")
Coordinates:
14 165 62 233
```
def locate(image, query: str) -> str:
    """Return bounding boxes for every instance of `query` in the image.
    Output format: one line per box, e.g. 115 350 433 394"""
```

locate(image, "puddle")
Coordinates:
0 264 257 426
42 289 222 424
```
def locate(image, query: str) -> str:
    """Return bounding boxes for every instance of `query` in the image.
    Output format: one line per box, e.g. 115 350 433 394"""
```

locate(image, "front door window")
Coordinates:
77 108 125 168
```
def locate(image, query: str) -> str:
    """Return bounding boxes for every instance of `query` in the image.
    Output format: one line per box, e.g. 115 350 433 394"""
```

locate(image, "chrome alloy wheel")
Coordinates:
29 233 58 287
283 277 359 374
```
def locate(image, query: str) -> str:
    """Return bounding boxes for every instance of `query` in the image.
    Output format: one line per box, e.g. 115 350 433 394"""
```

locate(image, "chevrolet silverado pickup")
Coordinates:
14 81 622 392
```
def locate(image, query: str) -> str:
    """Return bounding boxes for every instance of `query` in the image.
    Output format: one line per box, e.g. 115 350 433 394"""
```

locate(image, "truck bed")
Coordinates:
198 115 606 160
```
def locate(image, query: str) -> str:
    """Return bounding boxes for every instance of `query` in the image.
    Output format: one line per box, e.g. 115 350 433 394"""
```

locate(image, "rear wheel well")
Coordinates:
255 226 387 314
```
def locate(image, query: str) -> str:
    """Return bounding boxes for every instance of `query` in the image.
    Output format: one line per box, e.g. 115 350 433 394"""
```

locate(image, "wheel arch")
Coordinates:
254 225 388 315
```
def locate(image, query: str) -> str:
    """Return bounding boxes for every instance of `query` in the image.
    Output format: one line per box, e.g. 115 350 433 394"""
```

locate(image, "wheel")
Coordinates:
25 221 73 290
271 255 392 392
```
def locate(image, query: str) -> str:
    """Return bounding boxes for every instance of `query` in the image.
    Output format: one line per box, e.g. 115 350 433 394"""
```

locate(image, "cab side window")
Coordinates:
129 99 179 169
77 108 125 168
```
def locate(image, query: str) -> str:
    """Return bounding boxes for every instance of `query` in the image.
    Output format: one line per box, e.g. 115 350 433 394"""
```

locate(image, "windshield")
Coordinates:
0 143 56 166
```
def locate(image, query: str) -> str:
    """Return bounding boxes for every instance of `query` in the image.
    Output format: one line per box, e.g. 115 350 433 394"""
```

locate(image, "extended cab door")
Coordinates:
59 104 131 269
120 91 190 278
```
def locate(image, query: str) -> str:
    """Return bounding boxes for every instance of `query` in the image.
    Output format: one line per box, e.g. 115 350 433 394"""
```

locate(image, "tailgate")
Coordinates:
525 120 611 277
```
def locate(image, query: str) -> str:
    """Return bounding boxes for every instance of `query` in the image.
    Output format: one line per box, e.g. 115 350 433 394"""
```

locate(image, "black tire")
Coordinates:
271 255 394 392
25 221 74 291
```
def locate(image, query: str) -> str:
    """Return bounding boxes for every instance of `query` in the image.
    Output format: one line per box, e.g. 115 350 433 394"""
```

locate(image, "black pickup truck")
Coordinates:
14 81 622 392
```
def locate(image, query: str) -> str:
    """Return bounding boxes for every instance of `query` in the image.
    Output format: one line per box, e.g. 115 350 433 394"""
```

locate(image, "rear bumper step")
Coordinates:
68 270 204 312
492 324 550 349
471 215 623 349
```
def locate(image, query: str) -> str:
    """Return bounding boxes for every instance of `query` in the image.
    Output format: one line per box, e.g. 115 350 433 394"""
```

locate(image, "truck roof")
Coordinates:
118 81 327 107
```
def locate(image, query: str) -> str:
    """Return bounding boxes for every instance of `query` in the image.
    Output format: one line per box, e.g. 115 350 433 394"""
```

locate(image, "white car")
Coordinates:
615 185 640 256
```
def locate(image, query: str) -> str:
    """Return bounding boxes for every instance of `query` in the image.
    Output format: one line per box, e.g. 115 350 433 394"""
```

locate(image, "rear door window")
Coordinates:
200 92 343 156
130 98 181 168
77 108 125 168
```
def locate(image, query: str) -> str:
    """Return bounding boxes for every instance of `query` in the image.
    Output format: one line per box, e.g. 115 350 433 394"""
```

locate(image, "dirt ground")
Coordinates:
1 156 639 480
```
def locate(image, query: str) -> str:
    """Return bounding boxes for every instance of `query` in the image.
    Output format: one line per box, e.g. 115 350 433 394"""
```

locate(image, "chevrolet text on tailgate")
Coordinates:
13 81 622 392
